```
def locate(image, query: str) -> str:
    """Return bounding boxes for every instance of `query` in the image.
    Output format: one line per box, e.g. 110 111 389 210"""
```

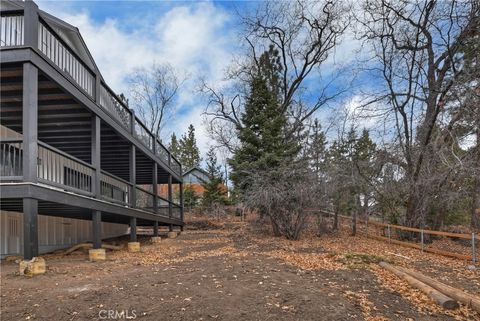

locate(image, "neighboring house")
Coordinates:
0 0 184 259
183 167 210 196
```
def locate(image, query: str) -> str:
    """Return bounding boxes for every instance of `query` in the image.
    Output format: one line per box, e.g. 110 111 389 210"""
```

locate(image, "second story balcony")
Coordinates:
1 1 184 225
0 4 182 177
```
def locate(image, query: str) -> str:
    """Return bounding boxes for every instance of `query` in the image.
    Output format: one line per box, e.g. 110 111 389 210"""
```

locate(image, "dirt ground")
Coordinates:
1 219 479 321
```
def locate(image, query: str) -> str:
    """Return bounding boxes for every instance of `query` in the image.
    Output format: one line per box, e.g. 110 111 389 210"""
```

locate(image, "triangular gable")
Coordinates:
39 10 103 80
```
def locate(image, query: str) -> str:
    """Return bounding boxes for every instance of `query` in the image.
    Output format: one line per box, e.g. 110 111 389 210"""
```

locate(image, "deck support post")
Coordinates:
23 0 39 49
153 163 158 214
92 211 102 249
169 224 173 232
153 221 159 236
179 182 184 222
23 198 38 260
168 174 173 218
91 115 101 197
130 217 137 242
22 62 38 183
129 145 136 207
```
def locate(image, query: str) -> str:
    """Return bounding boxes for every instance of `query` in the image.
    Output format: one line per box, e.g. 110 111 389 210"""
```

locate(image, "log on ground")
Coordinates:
378 261 459 310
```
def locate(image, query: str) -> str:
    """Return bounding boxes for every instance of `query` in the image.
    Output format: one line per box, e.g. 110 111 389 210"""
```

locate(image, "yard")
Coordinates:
1 218 479 321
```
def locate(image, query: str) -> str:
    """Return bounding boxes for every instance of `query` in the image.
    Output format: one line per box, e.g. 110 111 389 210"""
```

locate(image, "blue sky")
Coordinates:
36 0 374 160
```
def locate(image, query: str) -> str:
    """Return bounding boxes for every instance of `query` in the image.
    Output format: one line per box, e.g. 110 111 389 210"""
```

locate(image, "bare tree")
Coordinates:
358 0 479 227
202 0 351 151
245 163 319 240
129 63 182 140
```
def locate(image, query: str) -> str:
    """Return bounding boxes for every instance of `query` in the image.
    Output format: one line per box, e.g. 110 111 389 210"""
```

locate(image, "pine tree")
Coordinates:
168 133 180 158
178 124 201 169
229 45 299 192
202 147 226 206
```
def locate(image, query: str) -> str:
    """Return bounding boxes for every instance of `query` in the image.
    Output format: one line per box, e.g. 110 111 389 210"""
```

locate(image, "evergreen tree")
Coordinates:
178 124 201 169
183 185 200 209
229 45 299 192
202 147 226 206
168 133 180 158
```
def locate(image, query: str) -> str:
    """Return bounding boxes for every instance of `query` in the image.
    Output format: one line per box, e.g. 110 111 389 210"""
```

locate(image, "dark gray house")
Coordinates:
0 0 184 259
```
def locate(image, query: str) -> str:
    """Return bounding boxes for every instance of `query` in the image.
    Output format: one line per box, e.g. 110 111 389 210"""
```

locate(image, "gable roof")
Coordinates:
182 166 209 178
39 10 103 79
5 1 104 80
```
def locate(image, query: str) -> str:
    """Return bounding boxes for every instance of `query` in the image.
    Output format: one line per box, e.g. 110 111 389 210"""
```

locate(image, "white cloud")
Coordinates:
37 1 235 159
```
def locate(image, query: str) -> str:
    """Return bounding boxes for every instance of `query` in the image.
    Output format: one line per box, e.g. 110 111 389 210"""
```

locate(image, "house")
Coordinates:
182 167 210 196
0 0 184 260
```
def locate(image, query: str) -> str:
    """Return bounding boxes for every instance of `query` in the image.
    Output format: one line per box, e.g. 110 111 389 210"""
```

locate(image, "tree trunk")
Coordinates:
333 207 339 231
271 218 282 237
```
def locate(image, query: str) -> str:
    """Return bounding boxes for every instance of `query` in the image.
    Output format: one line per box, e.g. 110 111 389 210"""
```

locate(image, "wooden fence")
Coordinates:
317 211 478 264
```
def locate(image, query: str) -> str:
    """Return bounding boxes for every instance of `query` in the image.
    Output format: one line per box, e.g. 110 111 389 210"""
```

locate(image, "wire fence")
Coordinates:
316 211 478 265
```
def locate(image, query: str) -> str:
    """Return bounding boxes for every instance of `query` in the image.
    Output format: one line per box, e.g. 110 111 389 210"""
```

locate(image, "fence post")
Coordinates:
473 233 477 265
387 225 391 243
365 217 368 238
421 229 424 252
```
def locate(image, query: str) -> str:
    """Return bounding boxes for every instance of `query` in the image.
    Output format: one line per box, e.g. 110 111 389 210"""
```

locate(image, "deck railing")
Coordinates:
171 156 182 175
38 20 95 97
134 118 153 151
0 138 182 221
155 140 170 165
38 142 94 196
0 14 24 47
100 170 131 206
0 140 23 179
135 186 155 212
99 83 132 130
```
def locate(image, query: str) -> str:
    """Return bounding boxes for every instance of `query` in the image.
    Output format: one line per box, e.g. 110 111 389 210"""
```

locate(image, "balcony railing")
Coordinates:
0 140 23 179
0 14 24 47
38 20 95 97
99 83 132 130
134 118 153 151
0 139 181 220
135 186 154 212
38 141 94 196
100 170 131 206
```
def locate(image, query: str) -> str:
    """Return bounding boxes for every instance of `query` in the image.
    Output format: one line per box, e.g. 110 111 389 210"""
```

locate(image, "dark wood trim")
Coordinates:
22 62 38 183
23 197 38 259
0 183 184 226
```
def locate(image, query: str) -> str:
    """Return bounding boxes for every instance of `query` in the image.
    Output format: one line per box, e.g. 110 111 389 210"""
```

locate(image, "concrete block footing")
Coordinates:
19 257 46 277
151 236 162 243
167 231 177 239
128 242 141 252
89 248 106 262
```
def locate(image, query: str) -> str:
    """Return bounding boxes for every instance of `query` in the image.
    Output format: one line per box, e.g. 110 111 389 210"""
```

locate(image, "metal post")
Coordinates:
168 174 173 218
473 233 477 265
91 115 101 198
387 225 391 244
22 63 38 183
23 198 39 259
153 221 159 237
129 145 136 207
152 163 158 214
92 211 101 249
420 229 424 252
130 217 137 242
